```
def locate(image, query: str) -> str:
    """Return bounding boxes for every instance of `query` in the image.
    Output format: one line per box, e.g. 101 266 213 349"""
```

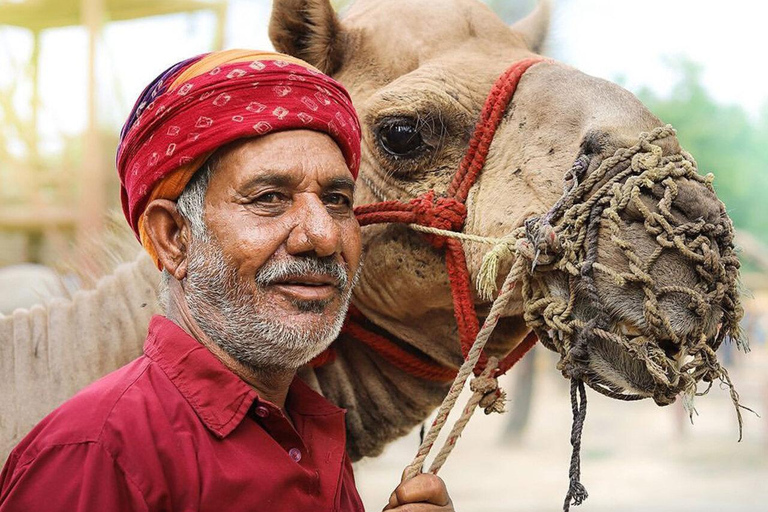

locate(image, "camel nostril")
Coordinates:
658 338 680 359
579 129 612 157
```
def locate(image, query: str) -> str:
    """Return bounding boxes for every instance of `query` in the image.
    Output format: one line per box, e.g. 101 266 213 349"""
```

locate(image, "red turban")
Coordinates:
116 50 361 266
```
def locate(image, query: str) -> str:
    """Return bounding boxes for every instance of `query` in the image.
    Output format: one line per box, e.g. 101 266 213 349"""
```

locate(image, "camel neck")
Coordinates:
312 323 453 461
340 305 457 382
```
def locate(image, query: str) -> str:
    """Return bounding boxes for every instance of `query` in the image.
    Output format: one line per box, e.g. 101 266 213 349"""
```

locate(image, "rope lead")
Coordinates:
564 379 589 511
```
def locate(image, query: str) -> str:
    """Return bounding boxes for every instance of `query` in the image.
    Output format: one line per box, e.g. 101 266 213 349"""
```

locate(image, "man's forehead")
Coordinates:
213 131 354 189
234 171 355 192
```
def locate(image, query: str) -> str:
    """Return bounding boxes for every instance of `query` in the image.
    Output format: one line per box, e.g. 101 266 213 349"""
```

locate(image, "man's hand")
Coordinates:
383 473 454 511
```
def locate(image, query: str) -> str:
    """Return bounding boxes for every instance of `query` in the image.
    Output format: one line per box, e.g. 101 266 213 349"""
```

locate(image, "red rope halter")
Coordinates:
313 57 545 381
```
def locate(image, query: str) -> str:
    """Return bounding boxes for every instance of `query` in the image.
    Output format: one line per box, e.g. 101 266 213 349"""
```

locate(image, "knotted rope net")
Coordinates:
485 125 745 406
403 125 748 511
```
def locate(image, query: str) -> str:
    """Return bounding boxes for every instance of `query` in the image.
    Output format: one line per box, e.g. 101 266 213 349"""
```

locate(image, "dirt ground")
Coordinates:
353 332 767 511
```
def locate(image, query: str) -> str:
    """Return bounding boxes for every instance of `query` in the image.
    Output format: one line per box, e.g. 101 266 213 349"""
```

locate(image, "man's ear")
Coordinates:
143 199 190 280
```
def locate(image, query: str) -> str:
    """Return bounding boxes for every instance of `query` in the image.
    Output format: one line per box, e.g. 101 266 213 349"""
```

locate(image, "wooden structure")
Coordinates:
0 0 228 264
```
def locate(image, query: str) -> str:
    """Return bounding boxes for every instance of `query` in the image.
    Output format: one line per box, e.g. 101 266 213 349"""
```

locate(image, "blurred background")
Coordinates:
1 0 766 510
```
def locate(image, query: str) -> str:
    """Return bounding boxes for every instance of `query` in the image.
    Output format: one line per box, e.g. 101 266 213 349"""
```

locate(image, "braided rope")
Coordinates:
513 125 745 412
564 379 588 511
408 224 506 245
348 59 547 493
403 259 525 480
354 58 547 378
343 307 457 382
427 357 504 475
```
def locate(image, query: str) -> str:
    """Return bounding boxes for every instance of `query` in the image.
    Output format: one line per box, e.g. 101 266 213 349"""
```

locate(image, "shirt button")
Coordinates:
254 406 269 418
288 448 302 462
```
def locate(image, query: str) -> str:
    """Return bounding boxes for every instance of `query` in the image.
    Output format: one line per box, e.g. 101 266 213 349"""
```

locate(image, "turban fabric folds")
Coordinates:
116 49 361 267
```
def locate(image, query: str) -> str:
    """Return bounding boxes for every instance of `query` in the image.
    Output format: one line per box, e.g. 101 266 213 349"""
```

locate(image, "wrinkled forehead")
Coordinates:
210 131 354 191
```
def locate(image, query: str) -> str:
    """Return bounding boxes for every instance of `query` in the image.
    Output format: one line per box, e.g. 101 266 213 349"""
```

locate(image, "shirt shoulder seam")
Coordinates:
93 441 150 508
8 358 153 470
96 358 152 442
10 441 150 509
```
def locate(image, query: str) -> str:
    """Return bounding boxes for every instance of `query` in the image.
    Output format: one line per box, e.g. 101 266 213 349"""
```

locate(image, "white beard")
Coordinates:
183 235 356 373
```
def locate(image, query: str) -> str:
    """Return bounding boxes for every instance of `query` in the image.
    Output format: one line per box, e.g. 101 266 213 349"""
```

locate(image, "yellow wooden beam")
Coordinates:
0 0 225 30
0 206 78 229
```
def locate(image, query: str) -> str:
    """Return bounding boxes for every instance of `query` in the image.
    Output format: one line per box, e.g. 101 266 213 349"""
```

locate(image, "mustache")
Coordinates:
254 256 350 291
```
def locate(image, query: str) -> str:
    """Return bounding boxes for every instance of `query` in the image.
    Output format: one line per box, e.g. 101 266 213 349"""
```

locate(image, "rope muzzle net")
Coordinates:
353 59 747 511
512 125 745 408
479 125 748 510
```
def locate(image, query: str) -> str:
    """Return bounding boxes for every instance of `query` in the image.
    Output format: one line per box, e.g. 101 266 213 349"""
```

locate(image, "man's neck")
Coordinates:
165 281 295 411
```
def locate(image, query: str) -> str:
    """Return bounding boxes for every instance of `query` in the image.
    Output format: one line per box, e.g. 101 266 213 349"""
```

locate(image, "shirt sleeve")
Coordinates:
0 442 149 512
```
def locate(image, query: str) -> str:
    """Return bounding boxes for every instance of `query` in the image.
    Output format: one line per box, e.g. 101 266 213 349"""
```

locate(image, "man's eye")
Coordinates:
324 193 352 208
255 192 287 204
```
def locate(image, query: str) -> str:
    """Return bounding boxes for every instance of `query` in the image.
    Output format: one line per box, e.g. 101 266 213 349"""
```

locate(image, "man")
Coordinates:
0 50 453 511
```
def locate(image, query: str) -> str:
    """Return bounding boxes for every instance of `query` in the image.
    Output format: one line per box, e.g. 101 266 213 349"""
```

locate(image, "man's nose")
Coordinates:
285 195 342 257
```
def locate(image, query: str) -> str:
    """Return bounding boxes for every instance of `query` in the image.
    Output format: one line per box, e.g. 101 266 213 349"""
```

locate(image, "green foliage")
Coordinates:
635 60 768 243
481 0 536 24
330 0 353 12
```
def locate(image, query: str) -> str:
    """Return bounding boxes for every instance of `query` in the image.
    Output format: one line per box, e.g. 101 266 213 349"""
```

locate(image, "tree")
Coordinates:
636 59 768 244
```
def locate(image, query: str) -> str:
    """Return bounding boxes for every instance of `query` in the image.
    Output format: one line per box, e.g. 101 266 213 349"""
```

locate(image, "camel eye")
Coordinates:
376 118 424 158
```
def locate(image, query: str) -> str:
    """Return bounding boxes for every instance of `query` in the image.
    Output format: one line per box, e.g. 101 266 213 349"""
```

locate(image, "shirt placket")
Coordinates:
250 401 324 498
250 401 309 463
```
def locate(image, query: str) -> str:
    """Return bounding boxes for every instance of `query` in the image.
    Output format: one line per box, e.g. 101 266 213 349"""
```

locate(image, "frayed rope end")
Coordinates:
563 479 589 511
477 239 516 301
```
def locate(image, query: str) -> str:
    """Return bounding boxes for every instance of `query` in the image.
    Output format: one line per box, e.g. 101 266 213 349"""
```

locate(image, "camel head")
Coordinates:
269 0 742 405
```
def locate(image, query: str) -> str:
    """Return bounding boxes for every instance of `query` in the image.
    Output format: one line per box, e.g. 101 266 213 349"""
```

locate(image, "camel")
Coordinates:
0 0 742 471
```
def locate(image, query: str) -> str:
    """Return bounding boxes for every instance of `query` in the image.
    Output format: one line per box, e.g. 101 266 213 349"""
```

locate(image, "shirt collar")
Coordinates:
143 316 346 438
286 376 345 417
144 315 258 438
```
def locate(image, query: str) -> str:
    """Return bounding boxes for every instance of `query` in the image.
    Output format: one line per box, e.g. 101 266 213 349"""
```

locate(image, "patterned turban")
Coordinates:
116 49 361 267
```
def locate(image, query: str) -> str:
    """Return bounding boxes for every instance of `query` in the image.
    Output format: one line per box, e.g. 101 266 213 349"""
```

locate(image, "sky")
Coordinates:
1 0 767 158
552 0 768 114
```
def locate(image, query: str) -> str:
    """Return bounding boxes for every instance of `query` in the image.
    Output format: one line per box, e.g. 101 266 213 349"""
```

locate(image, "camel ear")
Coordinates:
269 0 345 75
510 0 551 54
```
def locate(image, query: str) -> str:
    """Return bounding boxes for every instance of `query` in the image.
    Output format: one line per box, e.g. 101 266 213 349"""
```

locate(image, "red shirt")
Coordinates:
0 316 364 511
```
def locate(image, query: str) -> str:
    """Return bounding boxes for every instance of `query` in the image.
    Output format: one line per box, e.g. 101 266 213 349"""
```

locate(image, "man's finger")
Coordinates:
383 489 398 510
386 504 451 512
388 473 451 507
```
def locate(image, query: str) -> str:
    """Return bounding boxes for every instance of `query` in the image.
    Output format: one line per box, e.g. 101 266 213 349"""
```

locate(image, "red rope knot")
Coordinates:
411 191 467 249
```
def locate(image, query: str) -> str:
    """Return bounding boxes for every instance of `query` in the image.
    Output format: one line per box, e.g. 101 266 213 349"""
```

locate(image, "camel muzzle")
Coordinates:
513 125 745 413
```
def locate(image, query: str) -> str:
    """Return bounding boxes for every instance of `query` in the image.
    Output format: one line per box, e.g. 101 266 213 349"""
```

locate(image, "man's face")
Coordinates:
182 130 362 372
